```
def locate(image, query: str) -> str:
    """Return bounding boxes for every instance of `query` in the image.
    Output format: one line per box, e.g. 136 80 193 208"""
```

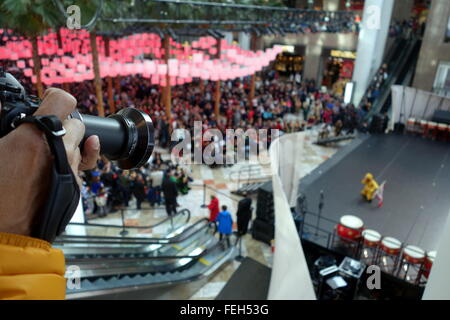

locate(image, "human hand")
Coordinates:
0 88 100 236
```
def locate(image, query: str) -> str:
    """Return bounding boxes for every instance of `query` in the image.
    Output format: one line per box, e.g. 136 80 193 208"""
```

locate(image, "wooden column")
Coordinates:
199 78 205 95
248 32 257 106
30 35 43 98
214 38 222 119
104 37 115 114
55 28 70 93
89 29 105 117
115 77 121 95
162 36 172 120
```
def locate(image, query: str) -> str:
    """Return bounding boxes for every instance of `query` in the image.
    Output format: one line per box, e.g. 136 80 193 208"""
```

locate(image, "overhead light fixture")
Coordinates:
207 29 217 38
252 27 261 37
168 28 177 41
214 30 225 39
276 27 285 37
154 27 165 40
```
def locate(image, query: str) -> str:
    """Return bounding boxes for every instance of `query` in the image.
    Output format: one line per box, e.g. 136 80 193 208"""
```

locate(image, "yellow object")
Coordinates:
0 232 66 300
361 173 379 201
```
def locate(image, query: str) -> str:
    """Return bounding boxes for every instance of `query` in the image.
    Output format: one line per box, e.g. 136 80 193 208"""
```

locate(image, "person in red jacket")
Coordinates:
207 195 220 222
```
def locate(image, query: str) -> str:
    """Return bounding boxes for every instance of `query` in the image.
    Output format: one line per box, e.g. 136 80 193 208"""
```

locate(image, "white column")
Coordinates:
238 32 251 51
66 198 86 236
352 0 394 106
70 198 85 223
422 210 450 300
224 32 234 45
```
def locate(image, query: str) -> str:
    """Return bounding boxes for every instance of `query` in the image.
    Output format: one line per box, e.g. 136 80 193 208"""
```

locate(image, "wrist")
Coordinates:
0 123 51 236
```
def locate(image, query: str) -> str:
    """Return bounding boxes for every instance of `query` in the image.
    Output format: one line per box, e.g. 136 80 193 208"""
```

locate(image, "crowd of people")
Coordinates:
5 61 370 218
80 156 193 219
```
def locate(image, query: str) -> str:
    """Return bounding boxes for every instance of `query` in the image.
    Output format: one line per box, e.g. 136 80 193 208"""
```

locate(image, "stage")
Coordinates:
299 133 450 252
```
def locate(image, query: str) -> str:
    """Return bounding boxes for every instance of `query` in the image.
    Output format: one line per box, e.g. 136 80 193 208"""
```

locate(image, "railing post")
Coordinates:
201 182 207 208
235 234 244 262
119 209 129 236
315 190 324 237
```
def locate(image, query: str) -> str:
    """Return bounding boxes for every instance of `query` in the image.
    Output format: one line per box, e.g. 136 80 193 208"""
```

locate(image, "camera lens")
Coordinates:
71 108 154 169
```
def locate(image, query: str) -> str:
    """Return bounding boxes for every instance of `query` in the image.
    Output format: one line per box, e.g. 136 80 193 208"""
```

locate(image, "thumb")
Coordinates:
34 88 77 122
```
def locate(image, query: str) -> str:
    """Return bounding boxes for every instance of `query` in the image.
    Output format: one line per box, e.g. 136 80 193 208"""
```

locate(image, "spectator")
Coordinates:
118 170 132 207
236 193 252 236
161 170 178 217
216 205 233 247
207 195 220 223
90 171 103 195
95 187 108 217
147 179 161 207
176 168 191 195
132 174 147 210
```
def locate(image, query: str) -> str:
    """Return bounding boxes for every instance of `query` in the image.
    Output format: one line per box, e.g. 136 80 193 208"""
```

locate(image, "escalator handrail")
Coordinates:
66 208 191 230
54 218 211 245
68 238 232 282
364 37 420 121
66 236 225 264
357 37 407 109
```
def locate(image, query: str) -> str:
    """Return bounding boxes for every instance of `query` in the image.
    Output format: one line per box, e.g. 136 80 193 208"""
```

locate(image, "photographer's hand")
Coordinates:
0 88 100 236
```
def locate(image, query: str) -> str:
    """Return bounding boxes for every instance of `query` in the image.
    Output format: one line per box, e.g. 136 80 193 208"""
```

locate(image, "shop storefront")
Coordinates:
321 49 356 96
273 45 306 78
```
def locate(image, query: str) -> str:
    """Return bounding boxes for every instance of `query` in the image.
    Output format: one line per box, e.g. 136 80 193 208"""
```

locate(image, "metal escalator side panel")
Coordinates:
65 220 216 280
65 243 236 299
59 218 210 258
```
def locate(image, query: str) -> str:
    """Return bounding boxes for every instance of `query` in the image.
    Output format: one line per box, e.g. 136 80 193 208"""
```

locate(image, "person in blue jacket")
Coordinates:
216 205 233 247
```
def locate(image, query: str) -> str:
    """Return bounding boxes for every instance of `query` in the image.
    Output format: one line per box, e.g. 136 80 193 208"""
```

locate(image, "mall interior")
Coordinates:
0 0 450 300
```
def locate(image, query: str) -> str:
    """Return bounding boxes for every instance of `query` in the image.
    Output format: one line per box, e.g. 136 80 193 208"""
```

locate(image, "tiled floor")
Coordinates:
77 122 347 300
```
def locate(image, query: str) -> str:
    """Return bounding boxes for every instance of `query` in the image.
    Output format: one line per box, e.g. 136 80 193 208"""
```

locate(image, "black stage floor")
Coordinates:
216 257 271 300
299 133 450 252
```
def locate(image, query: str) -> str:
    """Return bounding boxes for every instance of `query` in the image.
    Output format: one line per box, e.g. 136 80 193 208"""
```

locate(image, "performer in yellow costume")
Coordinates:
361 173 379 201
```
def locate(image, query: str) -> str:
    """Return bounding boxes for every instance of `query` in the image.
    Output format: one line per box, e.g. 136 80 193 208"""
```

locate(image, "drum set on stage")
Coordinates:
332 214 436 286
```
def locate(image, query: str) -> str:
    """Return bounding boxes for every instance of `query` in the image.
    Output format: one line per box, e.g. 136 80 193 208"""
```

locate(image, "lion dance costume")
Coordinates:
361 173 379 202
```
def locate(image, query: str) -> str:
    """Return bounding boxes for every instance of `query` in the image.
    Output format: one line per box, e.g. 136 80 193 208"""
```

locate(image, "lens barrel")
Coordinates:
71 108 154 169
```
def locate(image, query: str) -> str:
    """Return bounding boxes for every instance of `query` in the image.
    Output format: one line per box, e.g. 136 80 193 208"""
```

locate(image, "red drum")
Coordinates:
407 118 416 133
428 122 438 139
403 245 425 264
337 215 364 240
420 120 429 136
362 229 381 248
380 237 402 255
438 124 449 141
423 250 437 278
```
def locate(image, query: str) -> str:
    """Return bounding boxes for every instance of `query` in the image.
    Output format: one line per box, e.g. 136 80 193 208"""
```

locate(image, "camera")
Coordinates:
0 67 154 169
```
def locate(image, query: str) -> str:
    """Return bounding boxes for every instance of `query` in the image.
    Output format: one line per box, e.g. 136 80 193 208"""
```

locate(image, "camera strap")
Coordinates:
14 115 80 242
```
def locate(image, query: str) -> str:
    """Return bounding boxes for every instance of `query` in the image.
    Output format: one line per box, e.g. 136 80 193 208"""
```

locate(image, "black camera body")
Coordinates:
0 70 41 136
0 68 155 169
0 68 155 242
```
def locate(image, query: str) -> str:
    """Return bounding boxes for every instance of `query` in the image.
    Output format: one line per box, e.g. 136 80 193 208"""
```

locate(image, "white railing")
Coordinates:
267 132 316 300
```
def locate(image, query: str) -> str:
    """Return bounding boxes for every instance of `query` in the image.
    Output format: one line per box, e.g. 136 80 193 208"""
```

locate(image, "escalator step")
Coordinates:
93 278 108 286
79 279 94 291
142 273 156 281
132 274 143 282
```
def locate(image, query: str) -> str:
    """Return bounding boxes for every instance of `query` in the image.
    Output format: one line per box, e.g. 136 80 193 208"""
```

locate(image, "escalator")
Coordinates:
361 35 422 121
57 209 236 299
